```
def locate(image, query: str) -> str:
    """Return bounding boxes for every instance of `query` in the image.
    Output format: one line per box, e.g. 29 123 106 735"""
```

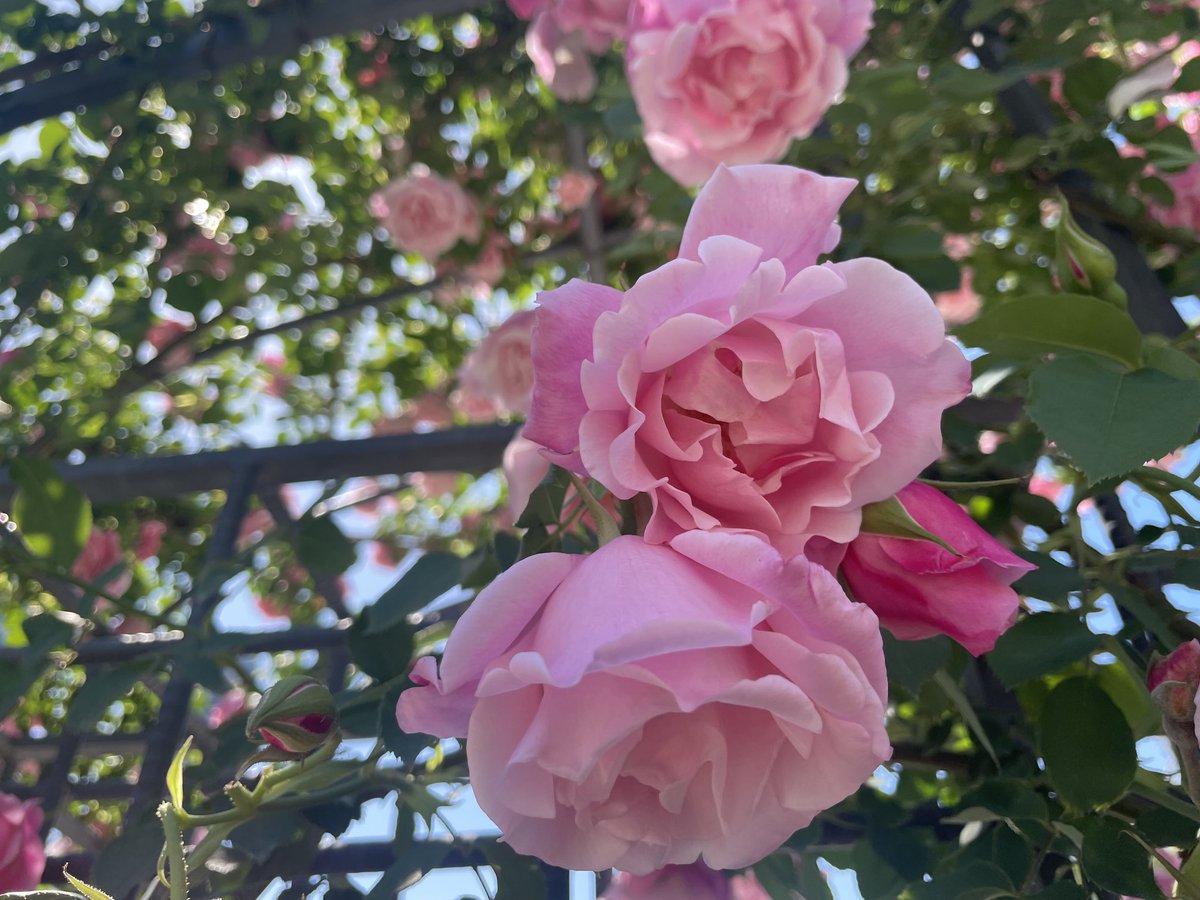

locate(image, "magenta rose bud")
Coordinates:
246 676 338 757
1148 640 1200 723
526 165 970 557
397 531 890 874
0 793 44 892
840 483 1035 656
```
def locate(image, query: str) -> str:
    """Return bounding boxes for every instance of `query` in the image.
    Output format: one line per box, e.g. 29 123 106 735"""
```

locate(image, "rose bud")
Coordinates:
1055 199 1127 309
1147 640 1200 723
245 676 338 756
840 482 1035 656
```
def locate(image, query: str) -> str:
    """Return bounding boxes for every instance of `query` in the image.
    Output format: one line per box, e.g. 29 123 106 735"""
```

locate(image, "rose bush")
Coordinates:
397 530 889 874
840 483 1035 655
526 164 970 558
625 0 875 184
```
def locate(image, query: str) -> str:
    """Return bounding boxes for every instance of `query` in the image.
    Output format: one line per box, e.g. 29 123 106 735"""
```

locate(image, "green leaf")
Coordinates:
935 670 999 767
1178 56 1200 93
1027 356 1200 483
515 467 569 529
484 841 548 900
295 515 357 576
364 840 450 900
860 496 960 555
62 868 117 900
883 633 953 694
65 664 150 732
1081 817 1164 899
986 613 1100 687
1039 677 1136 811
166 735 193 811
911 861 1014 900
348 612 415 682
366 552 463 634
956 294 1143 369
10 458 92 567
1011 551 1084 602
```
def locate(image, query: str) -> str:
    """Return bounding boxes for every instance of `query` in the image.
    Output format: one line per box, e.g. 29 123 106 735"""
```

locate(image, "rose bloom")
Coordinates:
457 309 536 418
933 268 981 325
557 170 597 212
397 531 890 874
72 528 132 596
510 0 629 50
625 0 874 184
0 794 43 892
526 165 970 558
134 520 168 561
603 863 769 900
369 169 481 260
526 12 598 101
840 482 1035 655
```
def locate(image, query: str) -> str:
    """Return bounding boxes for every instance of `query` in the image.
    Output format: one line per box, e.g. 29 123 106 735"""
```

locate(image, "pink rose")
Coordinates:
557 170 597 212
144 320 194 369
933 268 981 325
0 794 43 892
526 165 970 557
840 482 1034 655
526 13 598 101
397 531 890 874
369 169 481 260
625 0 875 184
457 310 536 418
555 0 630 50
603 863 770 900
207 688 248 729
72 528 131 596
134 521 168 561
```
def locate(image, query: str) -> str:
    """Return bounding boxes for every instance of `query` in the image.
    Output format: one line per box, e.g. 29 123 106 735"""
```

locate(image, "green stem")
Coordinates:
1135 467 1200 505
158 803 190 900
917 477 1025 490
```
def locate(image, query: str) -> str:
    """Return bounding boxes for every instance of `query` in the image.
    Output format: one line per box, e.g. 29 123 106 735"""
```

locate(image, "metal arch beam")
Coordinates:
0 0 486 135
0 423 519 504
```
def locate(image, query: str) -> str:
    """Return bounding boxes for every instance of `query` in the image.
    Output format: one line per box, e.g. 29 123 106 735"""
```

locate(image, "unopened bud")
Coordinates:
1055 199 1128 309
246 676 338 756
1148 641 1200 724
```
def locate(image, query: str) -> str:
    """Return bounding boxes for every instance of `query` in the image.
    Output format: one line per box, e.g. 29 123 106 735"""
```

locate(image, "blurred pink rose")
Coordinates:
161 235 235 280
227 137 272 173
557 170 596 212
145 320 194 369
1148 136 1200 234
527 165 969 557
933 268 981 325
410 471 460 498
457 310 536 419
236 508 276 551
397 531 890 874
134 521 168 561
369 169 481 260
976 431 1004 455
840 482 1034 655
0 793 43 892
1027 475 1066 505
465 234 509 290
625 0 874 184
527 13 598 101
73 528 131 596
207 688 248 729
255 594 291 620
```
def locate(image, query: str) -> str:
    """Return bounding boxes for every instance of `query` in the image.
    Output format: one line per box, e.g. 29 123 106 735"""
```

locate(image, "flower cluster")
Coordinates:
397 164 1032 874
509 0 876 184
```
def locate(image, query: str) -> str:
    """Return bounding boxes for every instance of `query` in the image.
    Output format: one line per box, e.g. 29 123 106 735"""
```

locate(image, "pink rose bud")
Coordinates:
0 793 43 892
1148 640 1200 722
841 483 1035 656
246 676 338 756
